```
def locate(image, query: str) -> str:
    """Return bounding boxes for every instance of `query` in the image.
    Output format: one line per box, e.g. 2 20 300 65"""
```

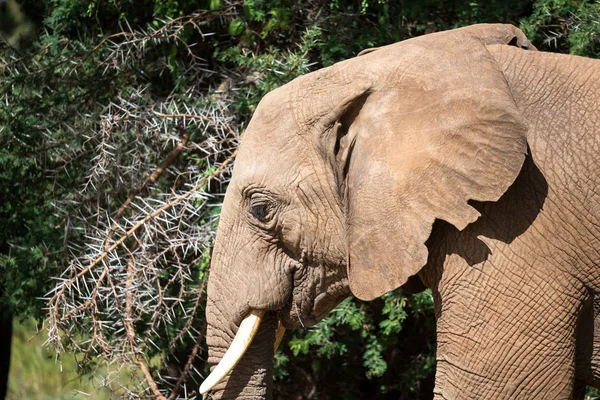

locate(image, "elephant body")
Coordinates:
202 25 600 400
419 45 600 399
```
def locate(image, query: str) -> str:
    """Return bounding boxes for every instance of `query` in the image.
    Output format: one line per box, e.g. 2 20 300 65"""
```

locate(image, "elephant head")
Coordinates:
201 24 533 399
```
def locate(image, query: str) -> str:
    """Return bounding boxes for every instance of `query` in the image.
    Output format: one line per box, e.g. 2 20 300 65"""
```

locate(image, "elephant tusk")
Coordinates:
200 309 265 395
273 320 286 352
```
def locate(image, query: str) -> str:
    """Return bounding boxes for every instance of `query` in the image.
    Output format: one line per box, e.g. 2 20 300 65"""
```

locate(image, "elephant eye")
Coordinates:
245 190 278 226
249 198 274 224
251 202 269 222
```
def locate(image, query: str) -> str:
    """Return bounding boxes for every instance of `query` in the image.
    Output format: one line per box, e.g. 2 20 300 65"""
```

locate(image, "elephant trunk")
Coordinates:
205 309 277 399
201 198 284 399
203 290 277 399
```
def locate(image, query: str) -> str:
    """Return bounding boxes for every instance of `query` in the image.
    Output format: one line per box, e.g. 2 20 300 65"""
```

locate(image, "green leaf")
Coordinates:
228 19 245 36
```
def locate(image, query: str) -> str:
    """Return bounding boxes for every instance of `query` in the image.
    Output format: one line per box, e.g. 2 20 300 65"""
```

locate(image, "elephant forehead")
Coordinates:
233 131 315 186
248 86 296 128
232 87 317 184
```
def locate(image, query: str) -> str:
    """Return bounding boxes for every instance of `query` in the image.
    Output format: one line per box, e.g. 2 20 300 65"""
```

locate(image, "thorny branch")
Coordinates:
83 3 243 65
51 150 236 320
40 7 250 397
104 130 190 246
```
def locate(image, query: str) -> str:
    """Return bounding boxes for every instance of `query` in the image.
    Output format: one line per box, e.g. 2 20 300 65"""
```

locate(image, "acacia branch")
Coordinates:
154 112 237 135
122 247 167 400
109 130 190 235
54 150 237 322
167 328 205 400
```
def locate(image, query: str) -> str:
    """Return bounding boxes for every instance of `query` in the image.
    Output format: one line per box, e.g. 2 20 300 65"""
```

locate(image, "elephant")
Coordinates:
199 23 600 399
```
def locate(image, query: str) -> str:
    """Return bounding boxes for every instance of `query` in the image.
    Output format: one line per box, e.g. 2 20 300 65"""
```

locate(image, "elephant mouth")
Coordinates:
278 268 318 328
200 265 348 395
278 265 349 329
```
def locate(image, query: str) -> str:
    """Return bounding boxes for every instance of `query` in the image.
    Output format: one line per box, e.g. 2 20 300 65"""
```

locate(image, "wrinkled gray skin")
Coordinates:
204 24 600 399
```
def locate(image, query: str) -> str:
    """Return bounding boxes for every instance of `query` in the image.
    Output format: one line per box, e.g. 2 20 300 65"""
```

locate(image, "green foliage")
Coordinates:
278 290 435 398
0 26 151 319
215 25 321 118
521 0 600 57
316 0 532 65
0 0 35 47
42 0 203 36
588 387 600 400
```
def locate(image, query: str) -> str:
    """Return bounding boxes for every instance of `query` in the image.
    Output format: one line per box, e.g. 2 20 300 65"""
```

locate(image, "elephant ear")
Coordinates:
337 26 529 300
